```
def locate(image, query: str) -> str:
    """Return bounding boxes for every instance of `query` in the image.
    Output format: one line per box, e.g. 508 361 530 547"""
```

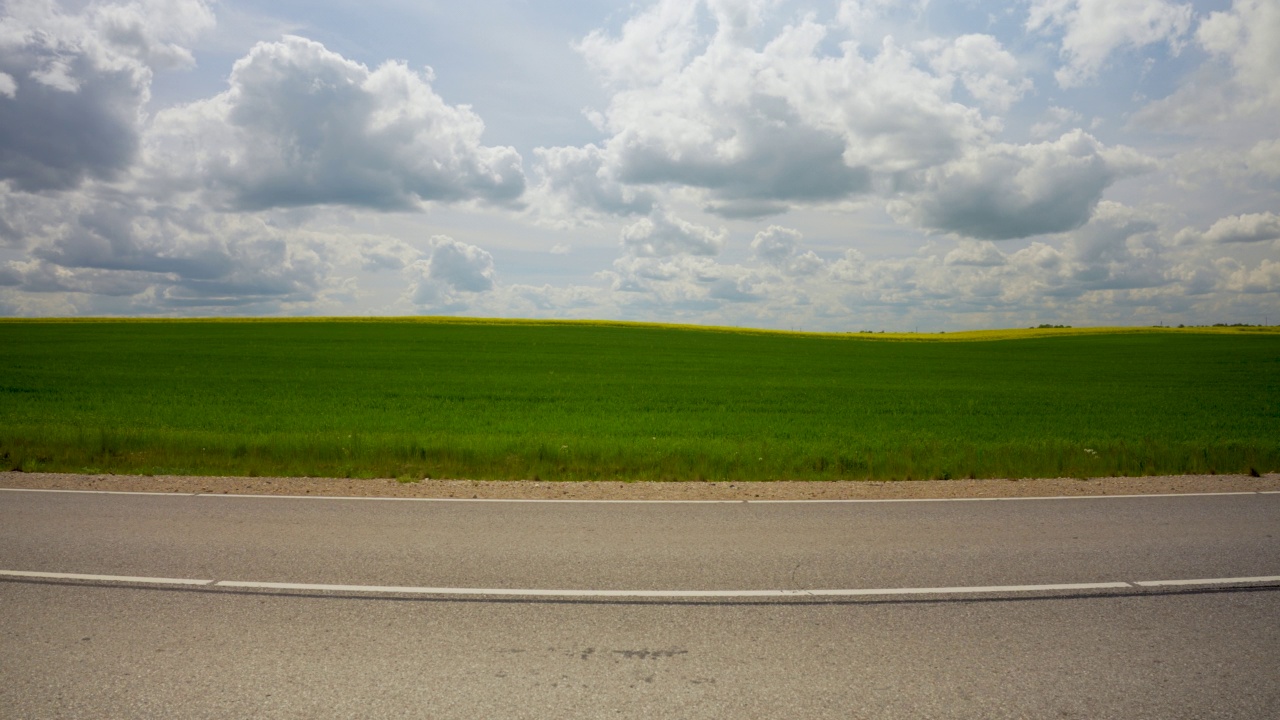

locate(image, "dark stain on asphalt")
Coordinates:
612 649 688 660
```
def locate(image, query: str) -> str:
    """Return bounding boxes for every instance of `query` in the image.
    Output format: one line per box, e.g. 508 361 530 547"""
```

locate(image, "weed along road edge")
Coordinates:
2 485 1278 718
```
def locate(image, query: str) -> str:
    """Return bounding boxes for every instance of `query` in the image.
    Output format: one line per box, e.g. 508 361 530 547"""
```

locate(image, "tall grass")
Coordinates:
1 319 1276 481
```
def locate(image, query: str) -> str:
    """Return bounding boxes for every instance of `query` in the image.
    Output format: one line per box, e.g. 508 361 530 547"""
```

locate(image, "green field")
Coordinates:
1 319 1277 481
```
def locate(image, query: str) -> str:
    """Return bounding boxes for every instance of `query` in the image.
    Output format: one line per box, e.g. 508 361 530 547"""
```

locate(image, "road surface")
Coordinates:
2 488 1277 718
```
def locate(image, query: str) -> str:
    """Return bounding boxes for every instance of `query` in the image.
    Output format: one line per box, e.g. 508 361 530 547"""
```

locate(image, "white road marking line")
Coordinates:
0 488 197 496
0 570 212 585
1 487 1270 503
802 582 1134 596
3 570 1275 598
212 581 1131 596
1134 576 1280 587
200 491 1270 504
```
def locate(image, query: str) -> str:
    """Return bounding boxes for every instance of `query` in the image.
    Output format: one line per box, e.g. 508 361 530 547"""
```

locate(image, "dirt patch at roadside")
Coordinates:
2 471 1277 500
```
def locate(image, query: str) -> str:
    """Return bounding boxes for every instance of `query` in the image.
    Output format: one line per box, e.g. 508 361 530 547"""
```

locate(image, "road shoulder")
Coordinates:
2 471 1278 500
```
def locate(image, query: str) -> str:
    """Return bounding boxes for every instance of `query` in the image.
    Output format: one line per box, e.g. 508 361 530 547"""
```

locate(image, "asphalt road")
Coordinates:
2 489 1278 718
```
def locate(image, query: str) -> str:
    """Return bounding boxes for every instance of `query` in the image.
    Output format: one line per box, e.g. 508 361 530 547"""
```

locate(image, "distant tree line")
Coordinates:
1172 323 1266 328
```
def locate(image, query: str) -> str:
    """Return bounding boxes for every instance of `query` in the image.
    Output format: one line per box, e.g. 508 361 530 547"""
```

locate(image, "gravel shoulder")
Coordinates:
2 471 1278 500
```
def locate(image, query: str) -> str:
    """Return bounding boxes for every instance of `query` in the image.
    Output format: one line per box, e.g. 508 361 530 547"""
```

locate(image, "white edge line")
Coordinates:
1134 576 1280 587
0 570 211 585
197 493 747 503
1 487 1268 504
190 491 1269 503
166 580 1136 596
0 488 197 497
4 570 1275 598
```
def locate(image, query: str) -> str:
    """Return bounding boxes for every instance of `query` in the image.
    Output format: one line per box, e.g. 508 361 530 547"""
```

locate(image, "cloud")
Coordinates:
750 225 803 264
425 238 495 293
599 221 849 318
0 1 217 193
8 195 331 306
621 213 727 258
0 2 149 191
1196 0 1280 110
1027 0 1193 87
891 131 1154 240
944 240 1006 267
528 144 654 225
576 0 701 89
0 260 27 286
497 283 613 318
577 5 990 215
0 184 438 312
147 35 525 211
750 225 823 274
1030 105 1084 140
835 0 920 33
922 34 1032 113
1133 0 1280 130
2 240 325 307
1246 139 1280 178
406 236 496 307
1061 201 1165 291
1222 258 1280 294
1202 212 1280 244
0 189 51 246
89 0 215 71
591 202 1198 325
351 235 418 272
1 0 1272 331
603 254 741 309
0 259 155 297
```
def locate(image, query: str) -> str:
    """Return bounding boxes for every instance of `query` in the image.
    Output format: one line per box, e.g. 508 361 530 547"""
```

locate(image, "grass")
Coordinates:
1 318 1277 482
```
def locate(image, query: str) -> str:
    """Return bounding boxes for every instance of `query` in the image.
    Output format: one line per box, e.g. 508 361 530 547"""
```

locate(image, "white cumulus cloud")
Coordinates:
406 236 497 307
528 144 654 225
750 225 823 275
945 240 1006 267
0 0 201 191
1196 0 1280 111
1202 212 1280 244
577 5 990 218
892 131 1154 239
621 213 727 258
1223 259 1280 294
147 35 525 211
1246 139 1280 178
89 0 215 71
1027 0 1193 87
923 34 1032 113
1 193 332 309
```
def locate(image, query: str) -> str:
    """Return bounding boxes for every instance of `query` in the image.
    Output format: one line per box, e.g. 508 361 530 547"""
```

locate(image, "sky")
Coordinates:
0 0 1277 331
